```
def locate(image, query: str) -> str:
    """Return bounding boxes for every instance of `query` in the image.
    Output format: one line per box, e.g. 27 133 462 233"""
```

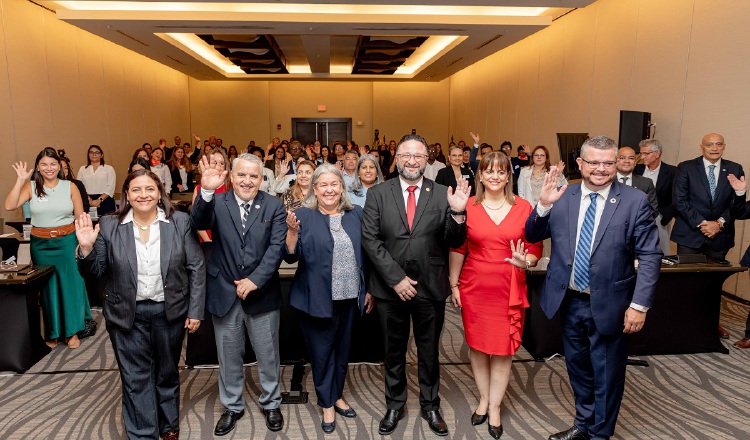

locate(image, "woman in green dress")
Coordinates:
4 147 92 349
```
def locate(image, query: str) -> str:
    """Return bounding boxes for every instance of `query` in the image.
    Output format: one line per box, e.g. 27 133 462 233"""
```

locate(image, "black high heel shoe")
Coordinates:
488 423 503 439
471 411 488 426
321 420 336 434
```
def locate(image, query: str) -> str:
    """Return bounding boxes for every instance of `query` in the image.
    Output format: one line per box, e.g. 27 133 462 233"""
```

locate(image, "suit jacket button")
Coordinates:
239 264 244 269
562 284 566 289
567 264 572 268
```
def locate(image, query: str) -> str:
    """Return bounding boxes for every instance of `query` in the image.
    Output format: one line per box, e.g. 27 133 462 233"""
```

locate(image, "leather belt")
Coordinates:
566 288 590 300
30 223 75 239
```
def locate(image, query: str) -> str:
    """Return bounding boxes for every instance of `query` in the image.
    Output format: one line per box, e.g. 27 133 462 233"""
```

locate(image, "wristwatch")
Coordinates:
449 209 466 216
717 217 726 229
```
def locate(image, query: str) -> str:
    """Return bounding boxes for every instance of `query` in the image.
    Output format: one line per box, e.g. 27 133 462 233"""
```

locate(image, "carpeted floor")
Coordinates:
2 298 750 439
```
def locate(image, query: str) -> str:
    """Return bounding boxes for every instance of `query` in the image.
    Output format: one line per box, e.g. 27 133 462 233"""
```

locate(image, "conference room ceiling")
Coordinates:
40 1 596 81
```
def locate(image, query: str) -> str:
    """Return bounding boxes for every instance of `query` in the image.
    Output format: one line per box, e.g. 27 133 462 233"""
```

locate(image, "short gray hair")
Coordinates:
349 154 384 196
580 136 618 158
232 152 264 170
638 139 662 153
302 163 354 212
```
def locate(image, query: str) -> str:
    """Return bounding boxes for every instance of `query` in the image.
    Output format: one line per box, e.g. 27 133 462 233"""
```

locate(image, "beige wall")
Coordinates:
188 79 450 151
0 0 191 221
449 0 750 296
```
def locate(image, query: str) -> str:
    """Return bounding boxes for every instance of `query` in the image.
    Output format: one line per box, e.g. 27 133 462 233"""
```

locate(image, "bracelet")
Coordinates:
450 282 459 288
99 197 104 202
525 260 531 269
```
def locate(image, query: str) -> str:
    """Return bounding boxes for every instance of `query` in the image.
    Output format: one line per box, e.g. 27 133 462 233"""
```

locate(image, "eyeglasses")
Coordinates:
89 151 102 156
639 150 655 156
580 158 616 169
397 153 429 161
533 154 546 158
702 142 725 148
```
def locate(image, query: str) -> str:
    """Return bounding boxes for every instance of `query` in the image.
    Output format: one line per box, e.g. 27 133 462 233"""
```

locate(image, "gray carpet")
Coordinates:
2 298 750 439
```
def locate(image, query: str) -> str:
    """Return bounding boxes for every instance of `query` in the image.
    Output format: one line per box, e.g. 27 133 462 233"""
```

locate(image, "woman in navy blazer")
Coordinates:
283 163 373 434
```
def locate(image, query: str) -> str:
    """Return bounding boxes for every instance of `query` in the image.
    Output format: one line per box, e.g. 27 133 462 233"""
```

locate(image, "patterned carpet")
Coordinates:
1 298 750 439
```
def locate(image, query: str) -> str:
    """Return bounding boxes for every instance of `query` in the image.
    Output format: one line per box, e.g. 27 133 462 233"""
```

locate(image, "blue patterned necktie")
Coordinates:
241 203 250 230
573 192 598 290
708 165 717 200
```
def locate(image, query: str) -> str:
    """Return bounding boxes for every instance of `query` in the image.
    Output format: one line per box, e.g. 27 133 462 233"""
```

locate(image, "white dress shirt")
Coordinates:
702 157 721 183
423 161 446 181
399 176 423 209
122 208 169 302
77 164 116 196
536 183 648 311
616 173 633 186
641 162 661 186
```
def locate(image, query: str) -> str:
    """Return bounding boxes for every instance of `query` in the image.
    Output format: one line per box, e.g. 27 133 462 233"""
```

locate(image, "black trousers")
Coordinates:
109 300 185 440
298 299 357 408
377 295 445 411
677 243 728 260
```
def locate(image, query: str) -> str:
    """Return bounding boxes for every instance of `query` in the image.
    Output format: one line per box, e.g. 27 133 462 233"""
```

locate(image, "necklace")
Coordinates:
132 218 154 231
482 199 507 211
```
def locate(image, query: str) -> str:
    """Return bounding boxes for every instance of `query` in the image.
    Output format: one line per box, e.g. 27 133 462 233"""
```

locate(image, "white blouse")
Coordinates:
77 164 116 196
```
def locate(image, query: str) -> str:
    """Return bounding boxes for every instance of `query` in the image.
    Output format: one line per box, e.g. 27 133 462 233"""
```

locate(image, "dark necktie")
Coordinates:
406 186 418 230
573 193 598 290
620 176 629 185
708 165 716 200
241 203 250 230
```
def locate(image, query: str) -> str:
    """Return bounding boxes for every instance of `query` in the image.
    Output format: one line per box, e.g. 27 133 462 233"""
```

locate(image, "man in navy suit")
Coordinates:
526 136 662 440
633 139 677 255
191 153 288 435
672 133 745 339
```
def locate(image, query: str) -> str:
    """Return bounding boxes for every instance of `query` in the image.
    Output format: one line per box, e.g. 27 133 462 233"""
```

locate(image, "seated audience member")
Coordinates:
192 149 229 243
728 174 750 349
499 141 512 156
165 135 181 161
142 142 153 156
369 149 380 165
281 160 315 212
60 152 90 213
133 148 150 161
342 149 360 188
169 145 195 196
150 147 173 192
284 164 373 434
634 139 677 255
463 146 472 168
510 145 530 179
76 169 204 440
227 146 239 162
347 153 384 208
424 144 447 181
249 146 280 195
436 145 475 196
266 145 289 177
78 144 117 216
320 145 336 165
128 157 150 173
435 142 447 164
517 146 567 207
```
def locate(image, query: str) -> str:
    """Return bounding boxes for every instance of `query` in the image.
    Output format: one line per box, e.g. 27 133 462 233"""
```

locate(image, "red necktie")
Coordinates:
407 185 418 230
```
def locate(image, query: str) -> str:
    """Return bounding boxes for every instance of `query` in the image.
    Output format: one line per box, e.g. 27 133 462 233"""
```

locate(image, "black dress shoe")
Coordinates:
548 426 590 440
263 408 284 432
471 411 488 426
334 405 357 418
421 409 449 436
378 409 405 435
321 420 336 434
488 423 503 439
214 409 244 436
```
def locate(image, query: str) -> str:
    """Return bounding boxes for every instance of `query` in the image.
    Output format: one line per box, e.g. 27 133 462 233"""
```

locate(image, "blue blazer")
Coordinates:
283 206 367 318
672 156 744 252
190 189 287 317
525 180 663 336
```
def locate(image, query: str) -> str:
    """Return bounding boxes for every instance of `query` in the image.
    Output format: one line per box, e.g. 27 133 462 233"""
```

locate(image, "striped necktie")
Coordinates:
241 203 250 230
573 192 598 290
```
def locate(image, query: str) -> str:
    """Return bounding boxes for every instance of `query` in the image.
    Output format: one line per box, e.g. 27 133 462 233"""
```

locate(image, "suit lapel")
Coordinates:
591 181 621 255
117 222 138 281
410 179 433 232
568 183 581 260
389 179 409 231
715 162 729 201
159 219 174 281
244 191 263 231
223 191 245 237
695 157 713 202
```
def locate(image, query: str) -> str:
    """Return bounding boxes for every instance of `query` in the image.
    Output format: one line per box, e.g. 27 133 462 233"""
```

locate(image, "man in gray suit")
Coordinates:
191 153 288 435
616 147 659 215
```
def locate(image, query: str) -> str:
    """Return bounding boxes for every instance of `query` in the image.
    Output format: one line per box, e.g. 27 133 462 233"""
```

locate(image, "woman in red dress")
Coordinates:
449 152 542 438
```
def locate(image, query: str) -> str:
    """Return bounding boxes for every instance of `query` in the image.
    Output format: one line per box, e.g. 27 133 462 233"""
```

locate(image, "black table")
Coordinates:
0 265 54 372
522 263 746 359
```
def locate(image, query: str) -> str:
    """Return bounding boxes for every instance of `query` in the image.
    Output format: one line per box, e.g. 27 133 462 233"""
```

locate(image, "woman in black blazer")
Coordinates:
435 145 476 196
76 169 205 440
283 163 373 434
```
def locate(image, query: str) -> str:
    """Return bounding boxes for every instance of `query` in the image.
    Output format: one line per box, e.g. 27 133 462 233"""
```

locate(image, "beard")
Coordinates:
397 161 425 180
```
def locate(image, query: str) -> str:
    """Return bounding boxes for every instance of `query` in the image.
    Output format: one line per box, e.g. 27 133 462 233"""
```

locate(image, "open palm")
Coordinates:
198 155 227 190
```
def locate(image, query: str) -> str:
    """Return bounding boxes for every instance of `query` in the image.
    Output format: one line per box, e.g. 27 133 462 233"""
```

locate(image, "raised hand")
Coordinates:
469 132 480 144
278 159 290 176
12 162 33 181
198 155 227 191
505 240 529 269
447 178 470 212
192 133 200 143
286 211 300 233
555 160 565 172
539 166 567 208
74 213 100 256
728 174 747 192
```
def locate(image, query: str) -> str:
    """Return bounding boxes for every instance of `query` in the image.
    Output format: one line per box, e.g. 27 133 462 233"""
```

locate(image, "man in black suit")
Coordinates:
191 153 288 435
615 146 658 213
634 139 677 255
362 134 469 437
672 133 745 339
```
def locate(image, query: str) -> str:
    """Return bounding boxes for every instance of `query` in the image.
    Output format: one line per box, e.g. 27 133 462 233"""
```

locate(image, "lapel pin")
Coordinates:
254 204 260 209
425 187 431 192
610 198 617 203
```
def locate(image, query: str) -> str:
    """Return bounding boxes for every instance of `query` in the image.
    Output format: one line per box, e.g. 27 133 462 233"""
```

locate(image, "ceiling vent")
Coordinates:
475 35 503 50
